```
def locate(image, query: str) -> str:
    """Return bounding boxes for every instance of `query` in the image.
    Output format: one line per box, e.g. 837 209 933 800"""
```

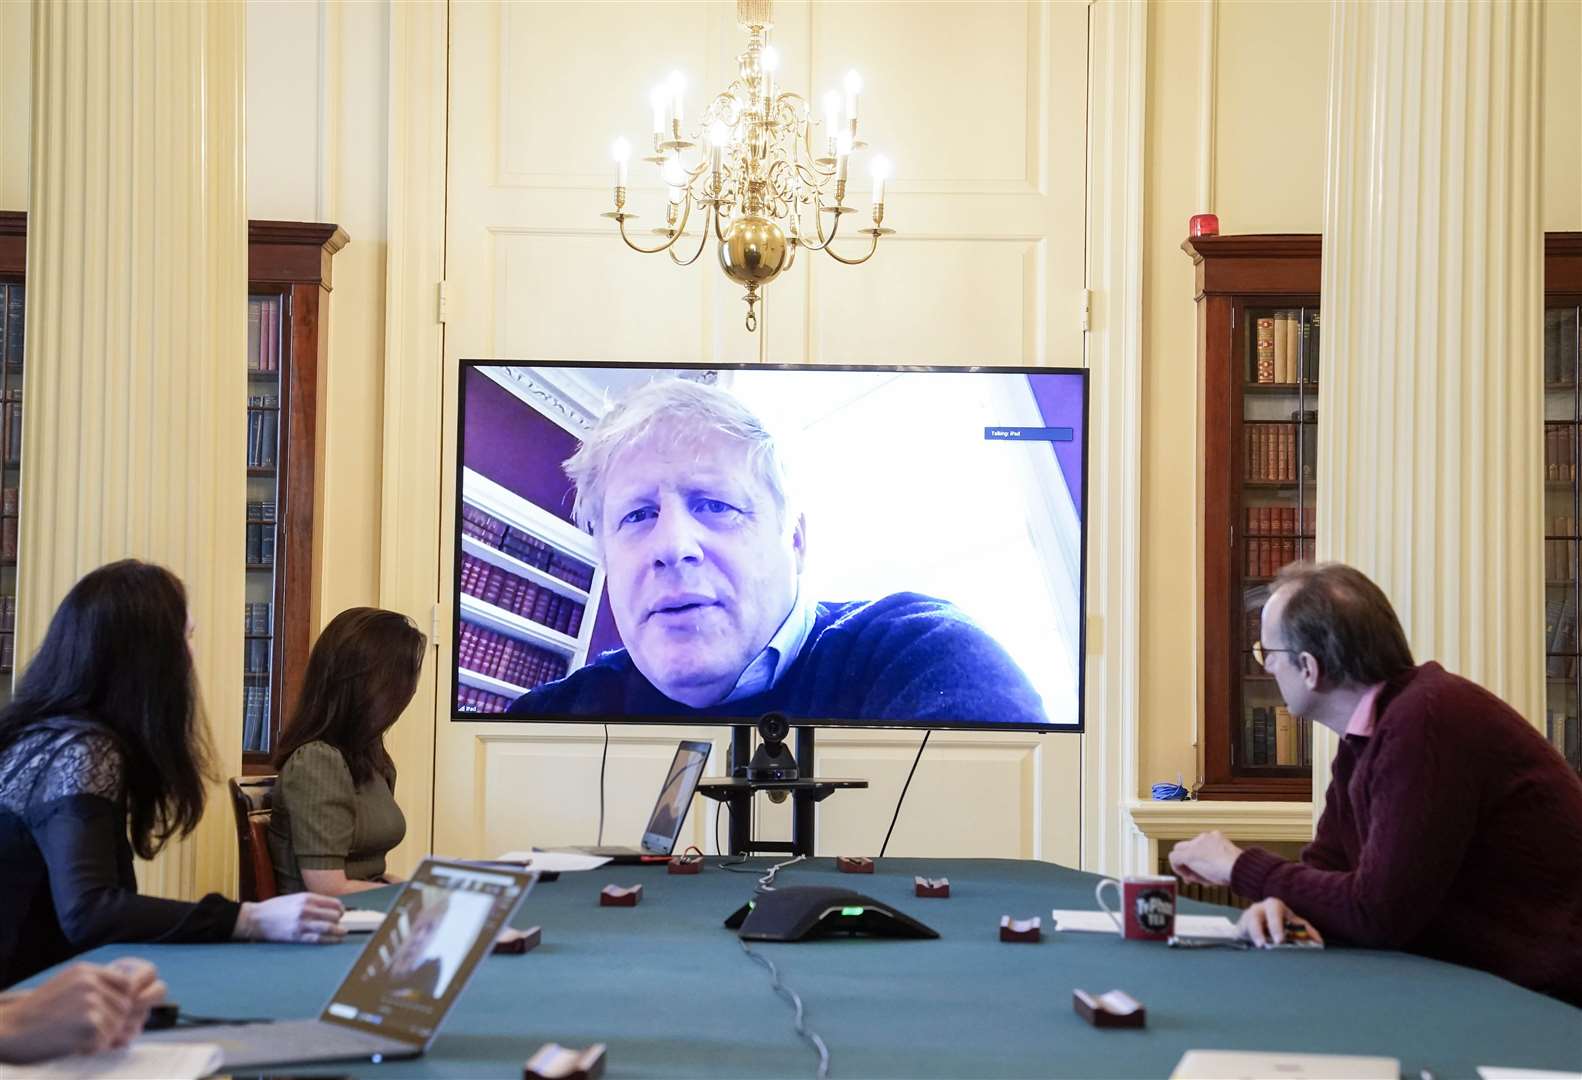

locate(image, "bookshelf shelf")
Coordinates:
459 592 578 656
460 533 590 602
457 667 530 699
1544 241 1582 775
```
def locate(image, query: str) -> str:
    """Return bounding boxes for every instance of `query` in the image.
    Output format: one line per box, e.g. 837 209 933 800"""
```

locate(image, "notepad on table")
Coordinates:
1051 909 1239 938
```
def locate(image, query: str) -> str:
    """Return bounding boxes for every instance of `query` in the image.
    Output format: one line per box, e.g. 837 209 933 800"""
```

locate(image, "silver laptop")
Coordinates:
552 739 711 863
144 858 534 1070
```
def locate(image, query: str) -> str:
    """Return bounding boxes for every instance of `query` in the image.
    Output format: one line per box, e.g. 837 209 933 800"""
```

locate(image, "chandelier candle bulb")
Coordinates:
844 69 863 129
823 91 842 157
871 155 890 206
650 86 667 136
612 138 631 190
668 70 686 131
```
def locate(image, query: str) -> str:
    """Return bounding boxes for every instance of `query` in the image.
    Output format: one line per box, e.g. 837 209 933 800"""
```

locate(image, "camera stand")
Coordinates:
696 723 868 857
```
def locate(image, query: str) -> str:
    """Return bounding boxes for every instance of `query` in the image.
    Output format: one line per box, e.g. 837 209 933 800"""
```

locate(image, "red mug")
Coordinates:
1095 874 1177 940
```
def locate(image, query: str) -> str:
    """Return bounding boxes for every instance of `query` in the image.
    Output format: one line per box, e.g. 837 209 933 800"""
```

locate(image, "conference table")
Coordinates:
48 858 1582 1078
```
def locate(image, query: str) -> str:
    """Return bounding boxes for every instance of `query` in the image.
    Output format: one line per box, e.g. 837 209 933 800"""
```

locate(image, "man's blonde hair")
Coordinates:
565 378 792 536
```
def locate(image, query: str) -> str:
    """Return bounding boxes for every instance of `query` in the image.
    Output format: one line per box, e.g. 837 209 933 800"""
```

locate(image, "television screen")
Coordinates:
453 362 1087 732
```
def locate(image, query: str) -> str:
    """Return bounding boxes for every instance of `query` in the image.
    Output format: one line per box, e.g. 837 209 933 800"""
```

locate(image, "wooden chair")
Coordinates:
229 775 279 902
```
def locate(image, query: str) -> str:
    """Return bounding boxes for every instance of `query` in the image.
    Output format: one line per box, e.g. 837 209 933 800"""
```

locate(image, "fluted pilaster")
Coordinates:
22 0 246 899
1315 0 1544 809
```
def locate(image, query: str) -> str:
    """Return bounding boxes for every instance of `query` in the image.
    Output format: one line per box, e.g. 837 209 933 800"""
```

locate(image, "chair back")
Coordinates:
229 775 279 902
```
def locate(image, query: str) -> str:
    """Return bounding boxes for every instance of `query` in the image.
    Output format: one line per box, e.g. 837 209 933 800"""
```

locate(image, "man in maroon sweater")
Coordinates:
1170 562 1582 1008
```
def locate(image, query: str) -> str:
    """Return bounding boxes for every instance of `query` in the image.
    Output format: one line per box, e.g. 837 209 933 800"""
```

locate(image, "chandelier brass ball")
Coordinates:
718 216 790 287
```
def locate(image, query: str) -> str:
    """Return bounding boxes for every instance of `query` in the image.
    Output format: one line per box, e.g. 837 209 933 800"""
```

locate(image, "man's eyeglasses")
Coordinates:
1251 641 1297 668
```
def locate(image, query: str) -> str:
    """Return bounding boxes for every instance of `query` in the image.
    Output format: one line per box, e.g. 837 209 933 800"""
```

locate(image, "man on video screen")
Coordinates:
507 379 1047 726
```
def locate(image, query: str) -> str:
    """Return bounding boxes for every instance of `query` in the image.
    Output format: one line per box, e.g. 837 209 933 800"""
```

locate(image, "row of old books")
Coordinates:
1244 505 1315 536
0 595 13 670
1547 593 1578 677
1546 516 1578 582
1544 308 1579 385
244 601 273 636
1546 711 1581 771
0 286 23 369
246 501 276 567
245 636 272 675
457 685 512 715
1251 310 1319 385
1245 421 1313 483
0 390 20 466
247 396 280 469
459 553 585 638
1246 537 1316 578
457 619 569 690
461 503 596 591
246 295 283 374
1241 704 1312 767
1 487 15 561
1544 424 1576 483
242 672 272 753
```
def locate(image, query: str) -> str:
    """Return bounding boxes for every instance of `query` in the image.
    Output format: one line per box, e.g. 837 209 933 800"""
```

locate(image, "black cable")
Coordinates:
740 939 830 1079
596 723 609 846
878 731 930 858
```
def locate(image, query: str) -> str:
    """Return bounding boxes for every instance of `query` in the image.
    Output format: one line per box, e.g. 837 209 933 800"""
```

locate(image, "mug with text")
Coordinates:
1095 874 1177 940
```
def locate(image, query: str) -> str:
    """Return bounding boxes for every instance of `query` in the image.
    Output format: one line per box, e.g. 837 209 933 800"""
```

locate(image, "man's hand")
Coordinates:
1167 829 1244 887
0 961 151 1064
1237 897 1324 948
105 958 165 1048
235 892 347 943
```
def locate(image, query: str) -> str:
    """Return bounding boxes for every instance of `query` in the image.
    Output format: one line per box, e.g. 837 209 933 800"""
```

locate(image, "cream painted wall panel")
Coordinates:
245 0 321 219
811 1 1035 189
499 2 712 186
1212 0 1329 233
1139 0 1209 798
316 0 388 628
810 239 1032 364
0 0 29 209
495 230 714 362
1544 0 1582 231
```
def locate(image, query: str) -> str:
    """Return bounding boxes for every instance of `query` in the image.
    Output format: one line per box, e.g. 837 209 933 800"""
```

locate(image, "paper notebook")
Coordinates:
1051 909 1240 938
0 1042 222 1080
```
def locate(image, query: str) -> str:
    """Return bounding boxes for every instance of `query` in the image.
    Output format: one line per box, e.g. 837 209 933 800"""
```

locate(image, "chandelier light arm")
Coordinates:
799 201 844 252
617 204 690 256
669 205 714 266
820 229 881 266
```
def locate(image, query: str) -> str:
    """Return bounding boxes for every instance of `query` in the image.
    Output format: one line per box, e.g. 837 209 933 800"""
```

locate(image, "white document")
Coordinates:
494 851 612 872
1171 1050 1400 1080
1050 909 1239 938
1478 1070 1582 1080
337 908 387 933
0 1042 222 1080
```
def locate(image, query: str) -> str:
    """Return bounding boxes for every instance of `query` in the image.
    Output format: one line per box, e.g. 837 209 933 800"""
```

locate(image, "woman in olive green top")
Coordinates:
268 608 426 896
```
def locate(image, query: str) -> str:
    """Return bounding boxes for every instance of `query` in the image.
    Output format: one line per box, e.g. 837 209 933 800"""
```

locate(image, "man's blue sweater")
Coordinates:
506 592 1048 726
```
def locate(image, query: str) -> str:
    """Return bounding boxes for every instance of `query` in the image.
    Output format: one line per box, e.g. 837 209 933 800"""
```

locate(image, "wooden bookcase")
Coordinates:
1542 234 1582 777
1184 234 1321 801
1186 232 1582 799
0 212 25 697
0 212 345 768
455 467 605 715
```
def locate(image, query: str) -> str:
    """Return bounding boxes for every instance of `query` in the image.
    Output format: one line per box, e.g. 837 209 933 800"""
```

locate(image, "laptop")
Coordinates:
549 739 711 863
143 858 534 1070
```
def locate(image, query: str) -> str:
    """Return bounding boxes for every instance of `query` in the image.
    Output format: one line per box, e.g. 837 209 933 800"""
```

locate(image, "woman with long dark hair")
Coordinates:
269 607 427 896
0 560 345 989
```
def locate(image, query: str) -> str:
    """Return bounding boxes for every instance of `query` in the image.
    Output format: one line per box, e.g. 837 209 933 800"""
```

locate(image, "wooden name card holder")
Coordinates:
914 877 950 898
1073 989 1146 1029
494 926 542 954
1000 916 1041 943
836 856 875 873
599 884 643 907
524 1042 607 1080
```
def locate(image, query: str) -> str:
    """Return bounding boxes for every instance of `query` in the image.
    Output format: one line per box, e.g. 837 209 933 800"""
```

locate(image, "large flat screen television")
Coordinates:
453 362 1087 733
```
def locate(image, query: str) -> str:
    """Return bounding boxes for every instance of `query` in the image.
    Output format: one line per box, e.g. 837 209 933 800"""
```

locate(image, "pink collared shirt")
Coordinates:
1344 682 1386 738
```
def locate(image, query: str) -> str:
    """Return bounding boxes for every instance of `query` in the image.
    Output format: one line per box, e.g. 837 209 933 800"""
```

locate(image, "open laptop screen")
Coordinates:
321 860 533 1045
640 740 711 854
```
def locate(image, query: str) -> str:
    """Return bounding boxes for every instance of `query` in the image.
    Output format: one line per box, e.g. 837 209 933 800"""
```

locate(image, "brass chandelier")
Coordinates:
605 0 893 333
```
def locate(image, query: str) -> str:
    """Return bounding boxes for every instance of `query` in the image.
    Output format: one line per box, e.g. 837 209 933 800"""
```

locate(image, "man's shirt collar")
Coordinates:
722 586 815 703
1344 682 1386 738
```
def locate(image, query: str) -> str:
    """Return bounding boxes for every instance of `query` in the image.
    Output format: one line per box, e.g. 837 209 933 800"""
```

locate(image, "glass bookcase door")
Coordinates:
0 282 20 705
244 292 285 753
1236 304 1320 779
1544 303 1582 776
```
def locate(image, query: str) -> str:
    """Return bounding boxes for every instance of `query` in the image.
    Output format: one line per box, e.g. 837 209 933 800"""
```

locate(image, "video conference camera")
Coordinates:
742 712 800 783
